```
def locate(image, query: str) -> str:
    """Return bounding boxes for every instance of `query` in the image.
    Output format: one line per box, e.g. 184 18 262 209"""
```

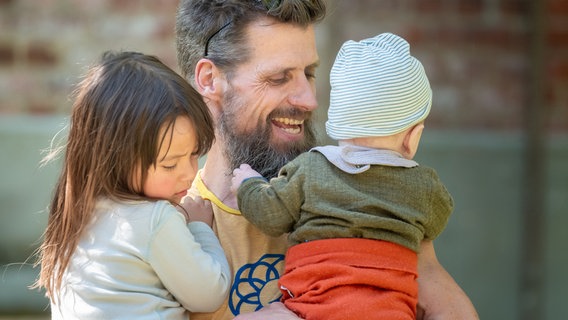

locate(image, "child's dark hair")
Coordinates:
33 51 214 300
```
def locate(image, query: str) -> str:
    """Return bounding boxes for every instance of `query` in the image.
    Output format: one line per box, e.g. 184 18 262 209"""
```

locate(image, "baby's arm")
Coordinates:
230 164 263 194
233 161 302 237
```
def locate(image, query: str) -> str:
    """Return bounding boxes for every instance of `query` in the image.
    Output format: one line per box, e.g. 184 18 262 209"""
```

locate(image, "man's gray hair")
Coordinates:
175 0 326 84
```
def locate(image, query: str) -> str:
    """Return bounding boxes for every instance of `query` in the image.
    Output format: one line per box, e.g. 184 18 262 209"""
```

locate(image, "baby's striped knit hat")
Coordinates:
326 33 432 140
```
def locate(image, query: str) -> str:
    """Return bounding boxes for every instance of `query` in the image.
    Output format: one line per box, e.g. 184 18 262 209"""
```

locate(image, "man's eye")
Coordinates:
268 77 288 85
267 71 293 85
305 66 317 80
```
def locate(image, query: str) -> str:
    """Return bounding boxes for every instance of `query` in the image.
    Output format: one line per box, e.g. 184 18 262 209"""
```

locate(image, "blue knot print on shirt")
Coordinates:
229 253 285 315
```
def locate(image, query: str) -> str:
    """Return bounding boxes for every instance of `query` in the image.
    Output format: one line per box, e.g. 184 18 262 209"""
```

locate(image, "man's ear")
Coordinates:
194 59 224 106
403 123 425 159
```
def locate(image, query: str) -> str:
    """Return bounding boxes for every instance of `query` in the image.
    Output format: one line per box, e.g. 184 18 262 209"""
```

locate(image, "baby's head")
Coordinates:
326 33 432 142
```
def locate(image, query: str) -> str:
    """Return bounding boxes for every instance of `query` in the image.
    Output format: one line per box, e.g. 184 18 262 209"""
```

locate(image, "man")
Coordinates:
176 1 479 319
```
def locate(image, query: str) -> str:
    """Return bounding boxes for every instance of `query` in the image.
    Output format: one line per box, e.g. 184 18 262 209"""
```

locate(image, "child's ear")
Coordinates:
195 59 225 106
403 123 425 159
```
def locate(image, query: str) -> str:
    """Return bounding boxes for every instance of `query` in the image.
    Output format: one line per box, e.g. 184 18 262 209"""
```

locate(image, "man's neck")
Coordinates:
200 142 239 209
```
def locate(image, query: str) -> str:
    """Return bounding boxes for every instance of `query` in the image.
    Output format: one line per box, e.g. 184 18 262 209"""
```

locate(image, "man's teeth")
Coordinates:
282 127 301 134
273 118 304 125
273 117 302 134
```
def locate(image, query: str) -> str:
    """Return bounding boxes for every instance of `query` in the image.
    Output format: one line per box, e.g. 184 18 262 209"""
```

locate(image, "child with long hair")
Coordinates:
33 51 230 319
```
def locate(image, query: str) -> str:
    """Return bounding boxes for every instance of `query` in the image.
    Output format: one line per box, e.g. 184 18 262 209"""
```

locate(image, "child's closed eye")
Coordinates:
162 164 177 171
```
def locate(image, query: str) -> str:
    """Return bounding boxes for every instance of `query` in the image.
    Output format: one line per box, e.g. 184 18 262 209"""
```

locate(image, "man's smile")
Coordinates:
271 117 304 135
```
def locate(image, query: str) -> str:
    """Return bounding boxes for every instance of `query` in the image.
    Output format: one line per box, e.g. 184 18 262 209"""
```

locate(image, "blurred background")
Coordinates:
0 0 566 319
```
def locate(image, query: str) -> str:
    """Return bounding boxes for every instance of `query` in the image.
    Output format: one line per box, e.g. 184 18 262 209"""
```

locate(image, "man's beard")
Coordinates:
219 91 317 179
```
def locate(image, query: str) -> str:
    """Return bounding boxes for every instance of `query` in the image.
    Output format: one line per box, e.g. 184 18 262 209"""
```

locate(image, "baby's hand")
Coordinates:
180 195 213 226
230 164 263 194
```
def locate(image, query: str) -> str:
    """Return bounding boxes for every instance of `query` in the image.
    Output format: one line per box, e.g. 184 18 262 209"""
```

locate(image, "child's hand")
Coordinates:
230 164 263 194
180 195 213 226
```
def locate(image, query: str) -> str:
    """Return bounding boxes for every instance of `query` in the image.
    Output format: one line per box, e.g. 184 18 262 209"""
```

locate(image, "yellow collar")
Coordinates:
195 171 241 215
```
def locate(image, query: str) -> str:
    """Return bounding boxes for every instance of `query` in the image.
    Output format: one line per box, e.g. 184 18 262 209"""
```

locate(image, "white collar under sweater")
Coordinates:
310 144 418 174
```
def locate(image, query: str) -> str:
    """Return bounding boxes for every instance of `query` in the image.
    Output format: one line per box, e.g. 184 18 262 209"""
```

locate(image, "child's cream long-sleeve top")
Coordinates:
52 198 231 319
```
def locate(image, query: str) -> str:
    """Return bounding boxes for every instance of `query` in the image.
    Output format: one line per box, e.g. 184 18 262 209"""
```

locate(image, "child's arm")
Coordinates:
230 163 263 194
179 195 213 226
151 208 231 313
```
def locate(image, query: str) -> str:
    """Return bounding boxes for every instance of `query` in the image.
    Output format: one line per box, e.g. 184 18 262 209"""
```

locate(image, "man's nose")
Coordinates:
289 76 318 112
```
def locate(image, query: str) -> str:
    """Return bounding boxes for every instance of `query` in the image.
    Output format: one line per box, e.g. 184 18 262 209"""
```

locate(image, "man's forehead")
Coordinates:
244 20 318 68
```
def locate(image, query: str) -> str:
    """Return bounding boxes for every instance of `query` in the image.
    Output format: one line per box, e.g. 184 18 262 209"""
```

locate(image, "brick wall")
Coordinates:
0 1 567 318
0 0 566 130
547 0 568 131
318 0 568 132
0 0 178 115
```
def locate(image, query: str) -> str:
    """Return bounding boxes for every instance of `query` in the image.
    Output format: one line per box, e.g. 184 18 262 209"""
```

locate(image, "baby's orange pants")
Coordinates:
279 238 418 320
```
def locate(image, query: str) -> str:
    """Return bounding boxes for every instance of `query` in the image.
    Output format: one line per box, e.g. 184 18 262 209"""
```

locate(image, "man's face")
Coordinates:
219 19 319 178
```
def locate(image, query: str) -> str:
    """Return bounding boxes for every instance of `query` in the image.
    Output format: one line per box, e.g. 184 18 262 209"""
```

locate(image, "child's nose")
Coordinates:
183 157 198 183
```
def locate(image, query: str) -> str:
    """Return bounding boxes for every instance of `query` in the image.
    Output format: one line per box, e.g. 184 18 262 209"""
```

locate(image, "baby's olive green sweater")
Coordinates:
237 151 453 252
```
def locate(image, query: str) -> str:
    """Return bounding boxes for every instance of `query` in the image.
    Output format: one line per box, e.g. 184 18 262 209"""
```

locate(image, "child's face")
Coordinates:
143 116 199 204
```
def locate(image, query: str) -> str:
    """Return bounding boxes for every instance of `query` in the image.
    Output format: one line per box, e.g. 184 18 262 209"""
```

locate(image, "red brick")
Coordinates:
547 59 568 81
415 0 445 13
154 17 175 39
457 0 484 15
500 0 530 16
366 0 401 10
548 0 568 13
26 44 58 66
401 27 426 45
109 0 139 13
547 30 568 46
466 28 527 50
435 27 468 44
147 0 177 12
0 43 15 65
27 101 56 115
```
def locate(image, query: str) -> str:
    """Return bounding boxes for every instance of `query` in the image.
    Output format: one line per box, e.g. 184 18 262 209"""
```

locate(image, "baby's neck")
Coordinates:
339 135 403 154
